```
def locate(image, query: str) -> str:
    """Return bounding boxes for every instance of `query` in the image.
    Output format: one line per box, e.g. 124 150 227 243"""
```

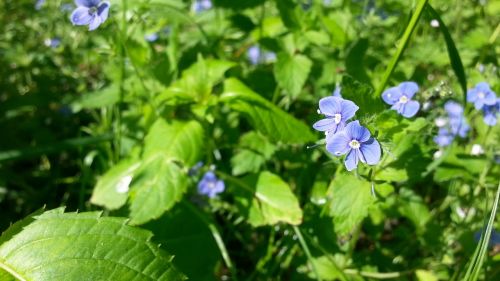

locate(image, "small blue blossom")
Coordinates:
188 161 204 176
482 98 500 126
197 171 225 198
44 37 61 48
247 45 276 65
35 0 45 10
313 96 359 138
433 128 454 147
434 101 469 147
326 121 381 171
145 33 159 42
193 0 212 13
70 0 110 31
381 81 420 118
467 82 497 110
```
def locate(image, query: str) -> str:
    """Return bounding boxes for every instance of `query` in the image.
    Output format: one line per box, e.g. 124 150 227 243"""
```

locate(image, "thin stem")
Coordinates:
344 269 412 279
292 225 321 281
374 0 428 97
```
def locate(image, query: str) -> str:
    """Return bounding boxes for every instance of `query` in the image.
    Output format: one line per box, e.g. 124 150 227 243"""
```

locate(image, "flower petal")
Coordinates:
71 7 93 25
344 150 359 171
326 132 350 156
399 81 419 99
381 87 401 105
483 112 497 126
345 120 370 142
97 1 110 22
340 99 359 121
313 118 337 132
319 96 342 116
444 101 463 117
484 91 498 106
400 100 420 118
359 138 381 165
88 15 102 31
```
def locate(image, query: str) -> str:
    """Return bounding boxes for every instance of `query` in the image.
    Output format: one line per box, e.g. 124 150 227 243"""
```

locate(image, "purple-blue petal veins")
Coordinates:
326 121 381 171
198 171 225 198
381 81 420 118
467 82 497 110
313 97 359 136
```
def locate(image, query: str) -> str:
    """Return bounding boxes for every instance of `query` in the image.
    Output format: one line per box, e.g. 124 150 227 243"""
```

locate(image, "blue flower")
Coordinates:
44 37 61 48
193 0 212 13
467 82 497 110
482 98 500 126
381 81 420 118
145 33 159 42
35 0 45 10
433 128 454 147
197 171 225 198
326 121 381 171
70 0 110 31
434 101 469 147
313 96 359 138
247 45 276 65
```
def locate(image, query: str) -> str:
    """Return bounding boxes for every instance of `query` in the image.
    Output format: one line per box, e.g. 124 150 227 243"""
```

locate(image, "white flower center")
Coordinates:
349 140 360 149
399 95 409 104
334 113 342 124
477 92 485 99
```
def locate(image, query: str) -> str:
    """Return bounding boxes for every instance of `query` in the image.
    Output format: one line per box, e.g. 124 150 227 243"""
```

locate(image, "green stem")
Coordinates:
182 201 239 281
344 269 412 279
292 225 321 281
374 0 428 97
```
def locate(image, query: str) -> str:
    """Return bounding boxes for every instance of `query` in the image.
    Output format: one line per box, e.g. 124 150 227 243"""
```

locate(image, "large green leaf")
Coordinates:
231 131 276 176
327 173 375 234
0 208 185 281
90 157 141 210
273 52 312 98
236 172 303 226
143 119 205 166
221 78 315 143
128 155 188 225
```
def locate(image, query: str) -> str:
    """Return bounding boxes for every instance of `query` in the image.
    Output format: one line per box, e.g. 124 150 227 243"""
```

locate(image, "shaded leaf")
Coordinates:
0 208 185 281
274 52 312 98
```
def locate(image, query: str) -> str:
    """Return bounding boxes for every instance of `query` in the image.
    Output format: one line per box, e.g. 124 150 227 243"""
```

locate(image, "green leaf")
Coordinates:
70 85 119 112
398 188 430 232
236 172 303 226
0 208 185 281
156 58 235 104
341 75 384 117
275 0 301 30
90 157 141 210
221 78 315 143
327 173 374 234
128 155 188 225
273 52 312 98
425 4 467 103
231 132 276 176
144 118 204 167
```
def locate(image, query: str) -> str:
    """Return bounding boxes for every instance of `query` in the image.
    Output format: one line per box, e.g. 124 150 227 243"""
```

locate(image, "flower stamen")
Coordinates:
349 140 360 149
334 113 342 124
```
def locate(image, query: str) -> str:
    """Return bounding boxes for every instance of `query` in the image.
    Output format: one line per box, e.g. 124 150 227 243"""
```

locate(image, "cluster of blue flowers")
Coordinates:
313 89 381 171
434 101 469 147
433 82 498 148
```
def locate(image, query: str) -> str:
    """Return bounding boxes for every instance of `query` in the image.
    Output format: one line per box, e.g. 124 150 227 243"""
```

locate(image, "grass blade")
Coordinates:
374 0 428 97
425 4 468 105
